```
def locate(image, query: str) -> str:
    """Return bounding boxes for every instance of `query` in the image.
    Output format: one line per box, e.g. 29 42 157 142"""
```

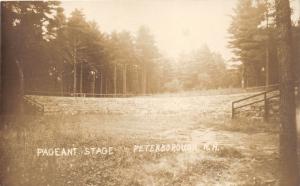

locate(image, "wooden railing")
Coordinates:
24 90 153 98
232 81 299 121
232 89 279 121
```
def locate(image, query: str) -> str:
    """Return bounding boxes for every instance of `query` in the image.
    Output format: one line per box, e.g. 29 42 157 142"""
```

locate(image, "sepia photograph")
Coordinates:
1 0 300 185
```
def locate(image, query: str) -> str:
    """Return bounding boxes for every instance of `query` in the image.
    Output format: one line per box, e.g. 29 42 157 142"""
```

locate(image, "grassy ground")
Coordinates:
0 94 280 186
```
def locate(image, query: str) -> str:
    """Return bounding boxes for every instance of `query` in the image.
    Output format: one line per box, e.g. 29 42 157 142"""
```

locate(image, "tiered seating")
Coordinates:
24 93 255 117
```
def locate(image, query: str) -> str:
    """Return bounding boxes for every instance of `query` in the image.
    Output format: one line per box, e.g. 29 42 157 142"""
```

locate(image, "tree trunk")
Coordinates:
142 66 146 95
100 73 103 95
73 45 77 96
266 3 270 87
61 76 64 96
80 62 83 95
114 63 117 96
275 0 299 185
15 60 24 114
92 73 95 97
105 78 108 94
123 64 127 95
136 66 139 94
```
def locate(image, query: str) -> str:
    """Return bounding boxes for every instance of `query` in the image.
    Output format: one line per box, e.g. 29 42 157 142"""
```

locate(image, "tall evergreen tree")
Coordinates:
228 0 271 87
1 1 62 113
136 26 160 94
177 45 227 90
275 0 299 185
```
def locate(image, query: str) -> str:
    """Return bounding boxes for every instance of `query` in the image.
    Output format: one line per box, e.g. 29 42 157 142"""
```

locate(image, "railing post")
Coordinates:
264 92 269 122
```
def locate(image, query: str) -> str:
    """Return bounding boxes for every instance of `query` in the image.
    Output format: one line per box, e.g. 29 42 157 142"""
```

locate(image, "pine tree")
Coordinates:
135 26 160 94
228 0 269 87
275 0 299 185
1 1 62 113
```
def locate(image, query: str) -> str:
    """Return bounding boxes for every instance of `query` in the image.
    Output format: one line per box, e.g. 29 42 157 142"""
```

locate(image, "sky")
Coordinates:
61 0 300 62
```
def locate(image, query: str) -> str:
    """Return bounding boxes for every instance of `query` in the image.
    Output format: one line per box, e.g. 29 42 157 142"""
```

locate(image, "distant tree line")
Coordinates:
162 45 241 92
1 1 163 106
1 1 241 97
0 1 247 113
228 0 300 88
51 9 163 96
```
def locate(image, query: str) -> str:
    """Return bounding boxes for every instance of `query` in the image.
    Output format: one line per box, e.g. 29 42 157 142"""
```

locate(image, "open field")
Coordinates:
26 92 259 115
1 94 280 186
